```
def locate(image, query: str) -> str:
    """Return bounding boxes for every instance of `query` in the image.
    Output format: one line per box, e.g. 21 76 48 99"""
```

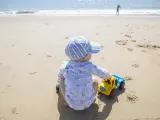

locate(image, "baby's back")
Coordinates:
59 61 95 110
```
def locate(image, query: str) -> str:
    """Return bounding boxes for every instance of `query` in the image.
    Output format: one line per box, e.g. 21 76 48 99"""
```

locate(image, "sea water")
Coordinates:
0 0 160 16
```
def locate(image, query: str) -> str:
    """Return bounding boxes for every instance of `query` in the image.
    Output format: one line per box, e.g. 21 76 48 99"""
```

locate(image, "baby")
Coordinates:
58 36 112 110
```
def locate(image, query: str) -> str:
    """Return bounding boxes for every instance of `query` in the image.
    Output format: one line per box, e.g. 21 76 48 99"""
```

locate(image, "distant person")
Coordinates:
116 5 121 16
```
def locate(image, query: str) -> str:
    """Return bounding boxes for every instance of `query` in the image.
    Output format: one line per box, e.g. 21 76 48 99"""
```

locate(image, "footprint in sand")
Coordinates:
28 53 31 55
7 85 12 87
132 64 139 67
96 33 99 35
64 36 69 39
132 117 160 120
46 52 52 58
46 54 52 57
126 91 138 103
0 117 5 120
124 34 132 38
155 118 160 120
12 45 15 47
137 44 160 49
141 50 147 52
29 72 37 75
127 48 133 52
130 40 136 42
125 76 133 81
44 23 49 25
12 107 18 115
0 62 2 66
100 57 105 60
115 40 128 46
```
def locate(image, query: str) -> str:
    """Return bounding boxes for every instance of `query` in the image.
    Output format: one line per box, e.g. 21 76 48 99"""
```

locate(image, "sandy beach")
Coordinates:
0 15 160 120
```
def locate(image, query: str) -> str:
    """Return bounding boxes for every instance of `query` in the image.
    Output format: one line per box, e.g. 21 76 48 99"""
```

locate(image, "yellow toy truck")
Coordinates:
98 74 125 97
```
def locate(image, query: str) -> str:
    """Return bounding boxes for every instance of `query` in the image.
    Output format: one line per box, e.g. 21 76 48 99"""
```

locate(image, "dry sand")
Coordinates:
0 16 160 120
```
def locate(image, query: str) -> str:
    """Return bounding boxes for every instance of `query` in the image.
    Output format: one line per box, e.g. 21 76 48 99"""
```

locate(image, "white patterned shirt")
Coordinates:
58 60 111 110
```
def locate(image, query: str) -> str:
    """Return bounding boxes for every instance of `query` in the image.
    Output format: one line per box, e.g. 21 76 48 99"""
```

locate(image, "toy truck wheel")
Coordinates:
119 82 125 90
109 89 115 97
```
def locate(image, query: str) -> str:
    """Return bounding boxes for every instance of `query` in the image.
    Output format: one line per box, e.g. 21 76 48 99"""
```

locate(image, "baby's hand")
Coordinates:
105 79 111 84
105 76 116 84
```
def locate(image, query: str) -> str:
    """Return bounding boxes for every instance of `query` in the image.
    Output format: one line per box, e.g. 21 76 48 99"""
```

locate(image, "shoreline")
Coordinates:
0 9 160 17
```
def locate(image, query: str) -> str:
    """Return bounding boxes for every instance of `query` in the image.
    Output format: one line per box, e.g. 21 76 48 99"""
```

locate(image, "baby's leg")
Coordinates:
59 87 68 106
59 82 68 106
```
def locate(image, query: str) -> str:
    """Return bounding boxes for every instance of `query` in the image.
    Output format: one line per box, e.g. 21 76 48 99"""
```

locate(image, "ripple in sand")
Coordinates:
115 40 128 46
46 54 52 57
12 107 18 115
124 34 132 38
127 48 134 52
131 117 160 120
141 50 147 52
29 72 37 75
132 64 139 67
46 52 52 57
7 85 12 87
100 57 105 60
0 117 5 120
64 36 69 39
137 44 160 49
130 40 136 42
96 33 99 35
126 91 138 103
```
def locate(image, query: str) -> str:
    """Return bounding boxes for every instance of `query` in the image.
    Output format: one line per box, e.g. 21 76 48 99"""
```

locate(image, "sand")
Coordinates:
0 15 160 120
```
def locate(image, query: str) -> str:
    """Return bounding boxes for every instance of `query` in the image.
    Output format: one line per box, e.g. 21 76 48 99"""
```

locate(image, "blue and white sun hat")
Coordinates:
65 36 101 60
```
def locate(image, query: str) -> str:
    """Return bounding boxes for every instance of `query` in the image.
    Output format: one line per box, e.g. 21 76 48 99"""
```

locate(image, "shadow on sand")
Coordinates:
57 88 125 120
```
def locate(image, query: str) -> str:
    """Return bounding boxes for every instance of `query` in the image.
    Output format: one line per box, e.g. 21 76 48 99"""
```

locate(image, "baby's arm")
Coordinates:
91 63 112 80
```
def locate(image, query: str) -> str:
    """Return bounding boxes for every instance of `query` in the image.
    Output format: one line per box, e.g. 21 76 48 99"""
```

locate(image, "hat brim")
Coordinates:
89 42 101 54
